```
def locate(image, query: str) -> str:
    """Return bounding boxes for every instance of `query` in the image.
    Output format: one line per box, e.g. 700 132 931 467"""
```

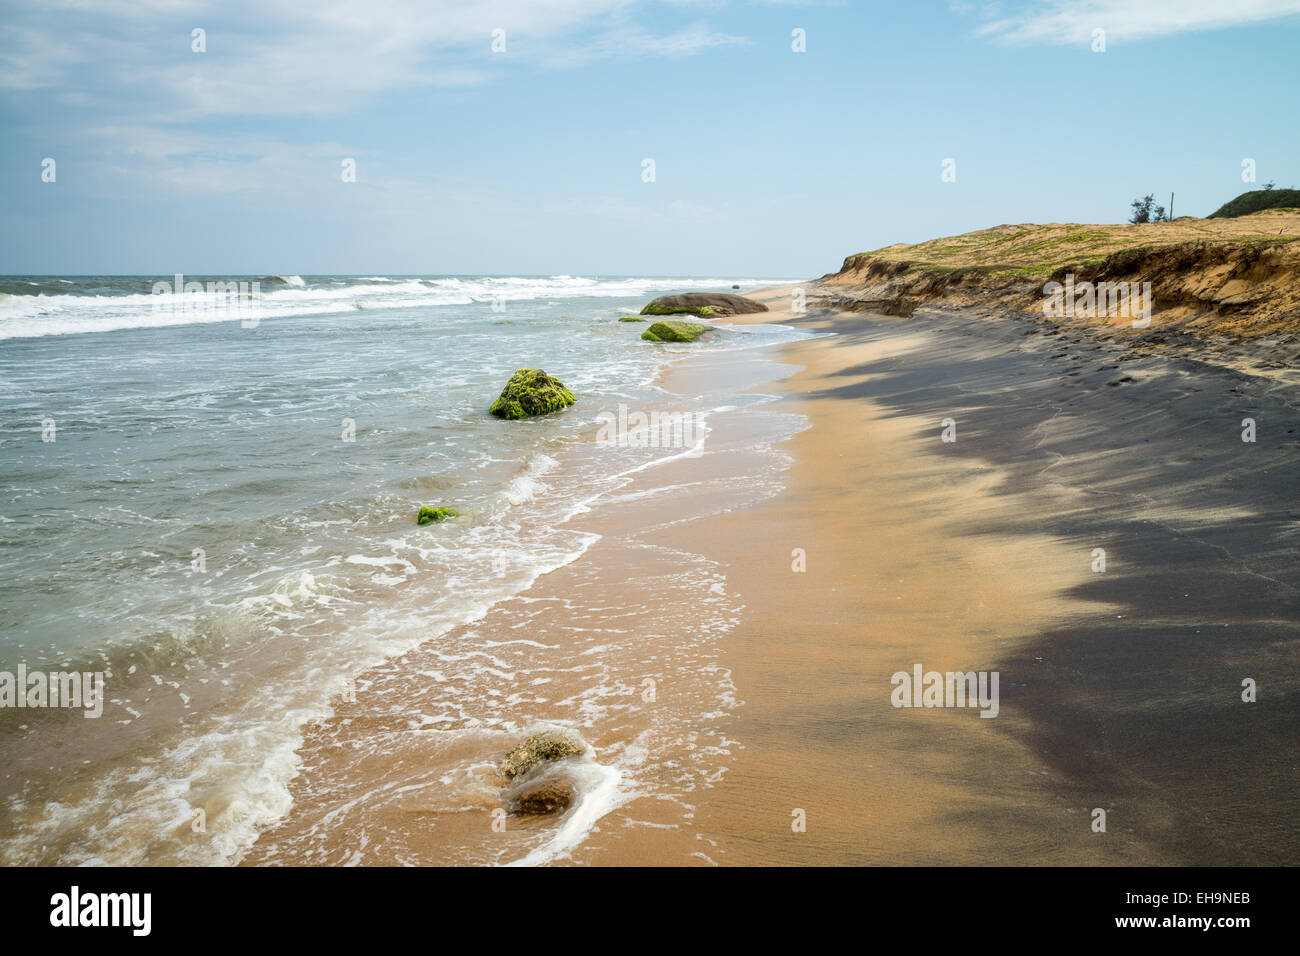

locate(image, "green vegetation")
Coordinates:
1129 194 1170 224
641 320 713 342
1019 231 1112 252
1209 185 1300 218
618 316 646 322
640 302 718 318
488 368 576 420
993 263 1063 277
417 506 460 525
844 210 1300 283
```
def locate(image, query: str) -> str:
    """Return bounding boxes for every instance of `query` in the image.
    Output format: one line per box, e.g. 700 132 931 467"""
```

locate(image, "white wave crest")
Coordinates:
0 276 797 340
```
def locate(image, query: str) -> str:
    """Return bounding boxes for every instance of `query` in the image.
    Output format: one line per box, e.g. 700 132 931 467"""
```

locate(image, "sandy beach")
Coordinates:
10 4 1300 936
242 280 1298 866
689 287 1298 866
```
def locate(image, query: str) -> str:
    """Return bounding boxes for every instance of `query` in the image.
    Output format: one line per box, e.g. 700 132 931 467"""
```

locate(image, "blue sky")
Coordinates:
1 0 1298 276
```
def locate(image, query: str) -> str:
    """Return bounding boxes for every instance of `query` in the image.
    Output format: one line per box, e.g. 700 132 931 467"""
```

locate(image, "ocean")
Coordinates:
0 274 810 865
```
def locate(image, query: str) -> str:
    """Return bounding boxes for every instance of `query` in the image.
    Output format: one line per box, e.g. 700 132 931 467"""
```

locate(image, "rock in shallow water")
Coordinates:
489 368 576 420
417 506 459 524
500 729 585 779
641 320 714 343
640 292 768 317
511 779 573 815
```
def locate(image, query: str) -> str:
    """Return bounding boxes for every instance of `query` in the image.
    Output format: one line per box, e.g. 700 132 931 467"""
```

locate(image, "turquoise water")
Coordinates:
0 274 808 863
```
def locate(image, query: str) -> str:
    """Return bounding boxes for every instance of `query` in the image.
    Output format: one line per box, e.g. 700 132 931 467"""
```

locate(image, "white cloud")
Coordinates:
0 24 81 89
0 0 745 114
542 21 749 66
972 0 1300 45
0 0 750 208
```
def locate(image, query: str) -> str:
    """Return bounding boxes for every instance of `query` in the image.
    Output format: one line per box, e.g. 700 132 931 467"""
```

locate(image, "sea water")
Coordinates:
0 274 809 864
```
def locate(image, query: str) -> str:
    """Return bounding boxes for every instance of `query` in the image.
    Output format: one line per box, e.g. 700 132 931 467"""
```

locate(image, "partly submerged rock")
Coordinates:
641 320 713 343
640 292 768 317
511 778 573 815
417 506 459 525
501 729 585 779
618 316 646 322
489 368 576 420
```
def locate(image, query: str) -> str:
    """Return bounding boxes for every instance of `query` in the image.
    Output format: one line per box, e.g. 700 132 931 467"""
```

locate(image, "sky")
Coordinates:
1 0 1297 276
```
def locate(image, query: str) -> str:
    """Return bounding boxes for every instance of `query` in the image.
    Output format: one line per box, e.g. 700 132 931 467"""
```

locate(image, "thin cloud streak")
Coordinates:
972 0 1300 45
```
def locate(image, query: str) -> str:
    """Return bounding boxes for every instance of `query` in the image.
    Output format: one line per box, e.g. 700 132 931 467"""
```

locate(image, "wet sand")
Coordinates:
247 290 1299 866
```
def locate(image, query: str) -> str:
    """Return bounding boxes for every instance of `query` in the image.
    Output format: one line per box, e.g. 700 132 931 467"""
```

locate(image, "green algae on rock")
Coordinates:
641 301 718 317
488 368 576 420
618 316 646 322
641 320 713 342
639 292 768 317
500 729 585 779
417 506 460 525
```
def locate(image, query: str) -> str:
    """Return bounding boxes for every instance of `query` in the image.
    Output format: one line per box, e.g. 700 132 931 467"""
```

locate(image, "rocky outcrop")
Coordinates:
489 369 576 420
510 778 573 815
641 320 714 342
500 730 585 779
640 292 768 317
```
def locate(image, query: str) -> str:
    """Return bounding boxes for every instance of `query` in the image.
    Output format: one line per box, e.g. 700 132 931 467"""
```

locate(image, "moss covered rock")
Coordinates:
641 320 714 342
417 506 460 525
639 292 768 317
642 301 718 317
501 729 585 779
618 316 646 322
489 368 576 420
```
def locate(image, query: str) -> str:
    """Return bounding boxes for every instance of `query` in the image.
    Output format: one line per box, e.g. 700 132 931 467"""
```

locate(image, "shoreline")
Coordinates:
243 281 1300 864
19 279 1290 866
240 323 812 865
613 290 1134 864
0 284 805 867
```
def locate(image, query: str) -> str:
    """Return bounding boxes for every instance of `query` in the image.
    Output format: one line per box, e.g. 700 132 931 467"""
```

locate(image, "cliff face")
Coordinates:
814 212 1300 371
822 239 1300 339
